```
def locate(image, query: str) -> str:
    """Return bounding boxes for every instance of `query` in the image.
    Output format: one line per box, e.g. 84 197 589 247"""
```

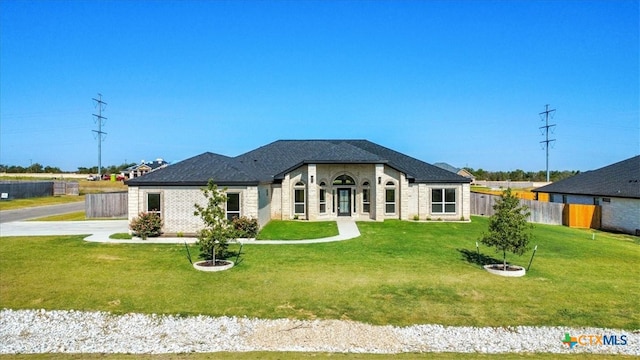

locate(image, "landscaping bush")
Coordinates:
129 212 163 239
232 216 259 238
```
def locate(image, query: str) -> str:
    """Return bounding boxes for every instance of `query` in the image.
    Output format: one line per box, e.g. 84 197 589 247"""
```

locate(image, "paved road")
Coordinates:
0 202 85 223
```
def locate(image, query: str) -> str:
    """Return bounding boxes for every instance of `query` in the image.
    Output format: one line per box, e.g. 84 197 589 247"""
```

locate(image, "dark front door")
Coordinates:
338 188 351 216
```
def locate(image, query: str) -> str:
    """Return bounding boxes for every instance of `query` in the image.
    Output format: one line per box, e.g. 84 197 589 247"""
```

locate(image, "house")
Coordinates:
122 158 169 179
433 162 476 183
533 155 640 235
126 140 472 235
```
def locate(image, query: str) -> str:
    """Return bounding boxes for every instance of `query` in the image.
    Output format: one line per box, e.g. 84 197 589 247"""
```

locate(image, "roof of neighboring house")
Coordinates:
125 158 169 172
533 155 640 199
433 162 460 173
434 162 475 179
126 140 471 186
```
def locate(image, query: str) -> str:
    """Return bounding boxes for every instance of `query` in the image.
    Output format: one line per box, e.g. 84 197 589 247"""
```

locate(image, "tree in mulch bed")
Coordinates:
479 188 533 270
193 179 236 265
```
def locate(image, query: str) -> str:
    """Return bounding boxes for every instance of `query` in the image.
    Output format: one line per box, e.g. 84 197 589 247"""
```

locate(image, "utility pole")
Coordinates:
92 94 107 177
539 104 556 182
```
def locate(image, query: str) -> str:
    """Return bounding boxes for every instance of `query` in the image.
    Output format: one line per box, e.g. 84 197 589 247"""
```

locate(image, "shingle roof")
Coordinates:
126 152 257 186
533 155 640 199
126 140 470 186
433 162 460 174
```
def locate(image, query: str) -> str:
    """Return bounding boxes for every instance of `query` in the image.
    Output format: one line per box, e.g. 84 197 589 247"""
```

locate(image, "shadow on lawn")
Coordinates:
458 248 501 266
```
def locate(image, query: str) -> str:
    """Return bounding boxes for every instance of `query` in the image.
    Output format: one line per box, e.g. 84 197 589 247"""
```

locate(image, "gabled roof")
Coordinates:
125 158 169 172
533 155 640 199
126 153 257 186
433 162 460 173
126 140 471 186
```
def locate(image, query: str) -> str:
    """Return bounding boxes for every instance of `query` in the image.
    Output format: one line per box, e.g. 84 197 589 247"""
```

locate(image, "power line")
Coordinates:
92 94 107 177
539 104 556 182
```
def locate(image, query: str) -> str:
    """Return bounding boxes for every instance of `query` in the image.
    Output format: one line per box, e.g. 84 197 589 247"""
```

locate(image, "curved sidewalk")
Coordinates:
0 219 360 244
238 219 360 244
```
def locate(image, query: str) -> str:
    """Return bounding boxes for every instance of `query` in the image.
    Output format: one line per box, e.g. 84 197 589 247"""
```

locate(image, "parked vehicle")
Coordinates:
86 175 99 181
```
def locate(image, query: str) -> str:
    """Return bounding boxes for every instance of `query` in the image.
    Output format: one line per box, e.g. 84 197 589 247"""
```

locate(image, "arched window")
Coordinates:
362 181 371 213
319 181 327 213
333 174 355 185
294 181 305 215
385 181 396 214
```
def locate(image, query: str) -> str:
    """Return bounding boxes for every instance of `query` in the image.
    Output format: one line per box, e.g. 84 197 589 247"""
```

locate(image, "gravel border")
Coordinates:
1 309 638 355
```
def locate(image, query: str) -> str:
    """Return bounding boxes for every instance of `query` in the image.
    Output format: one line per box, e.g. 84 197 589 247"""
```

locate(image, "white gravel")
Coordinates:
1 309 638 355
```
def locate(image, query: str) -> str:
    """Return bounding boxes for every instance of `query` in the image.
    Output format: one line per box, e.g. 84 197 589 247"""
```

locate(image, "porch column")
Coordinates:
374 164 385 221
307 164 318 220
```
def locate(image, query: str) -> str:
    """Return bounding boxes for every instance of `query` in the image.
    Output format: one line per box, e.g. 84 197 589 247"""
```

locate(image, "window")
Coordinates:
147 193 161 216
319 182 327 213
431 188 456 213
294 182 305 215
385 181 395 214
226 193 240 221
333 174 355 185
362 181 370 213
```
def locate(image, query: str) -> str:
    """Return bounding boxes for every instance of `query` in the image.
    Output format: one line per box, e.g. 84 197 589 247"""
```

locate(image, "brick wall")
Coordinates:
602 197 640 235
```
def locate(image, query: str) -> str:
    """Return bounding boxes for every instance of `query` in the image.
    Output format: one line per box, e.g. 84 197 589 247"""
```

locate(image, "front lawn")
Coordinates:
256 220 339 240
0 217 638 330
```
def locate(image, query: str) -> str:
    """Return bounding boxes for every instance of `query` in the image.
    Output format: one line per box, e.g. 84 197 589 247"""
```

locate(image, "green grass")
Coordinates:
27 211 87 221
0 217 638 331
0 195 84 211
109 233 133 240
256 220 339 240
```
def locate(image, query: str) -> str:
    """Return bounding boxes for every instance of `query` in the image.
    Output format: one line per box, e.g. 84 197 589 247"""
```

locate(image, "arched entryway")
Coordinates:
333 174 355 217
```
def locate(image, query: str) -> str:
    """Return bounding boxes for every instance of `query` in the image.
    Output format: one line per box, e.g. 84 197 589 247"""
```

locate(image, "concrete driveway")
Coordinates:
0 220 130 241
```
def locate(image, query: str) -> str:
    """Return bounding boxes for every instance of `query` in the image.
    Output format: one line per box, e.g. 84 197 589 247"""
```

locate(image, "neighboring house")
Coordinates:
126 140 472 235
533 155 640 235
434 162 476 183
123 158 169 179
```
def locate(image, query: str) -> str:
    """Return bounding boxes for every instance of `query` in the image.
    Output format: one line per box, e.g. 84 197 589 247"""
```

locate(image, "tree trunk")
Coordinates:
503 249 506 270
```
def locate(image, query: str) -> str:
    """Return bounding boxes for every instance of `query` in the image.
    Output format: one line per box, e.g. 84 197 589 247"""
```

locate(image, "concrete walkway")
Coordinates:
0 219 360 244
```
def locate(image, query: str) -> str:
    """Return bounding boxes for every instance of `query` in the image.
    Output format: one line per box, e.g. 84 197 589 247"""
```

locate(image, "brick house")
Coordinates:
533 155 640 235
126 140 472 235
122 158 169 179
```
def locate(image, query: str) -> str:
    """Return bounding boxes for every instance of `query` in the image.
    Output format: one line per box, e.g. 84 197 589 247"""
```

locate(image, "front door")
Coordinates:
338 188 351 216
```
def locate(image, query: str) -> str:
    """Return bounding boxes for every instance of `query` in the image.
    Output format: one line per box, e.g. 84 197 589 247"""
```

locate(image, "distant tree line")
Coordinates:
463 168 579 182
0 163 136 175
1 162 578 182
76 163 136 175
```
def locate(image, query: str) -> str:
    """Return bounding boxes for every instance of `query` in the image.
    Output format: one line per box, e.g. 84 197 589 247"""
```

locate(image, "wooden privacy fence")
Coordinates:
53 181 79 196
564 203 601 229
0 180 78 199
85 192 128 218
471 192 600 229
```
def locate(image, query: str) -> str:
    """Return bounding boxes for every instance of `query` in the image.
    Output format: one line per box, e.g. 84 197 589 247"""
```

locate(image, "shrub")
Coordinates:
129 212 163 239
232 216 259 238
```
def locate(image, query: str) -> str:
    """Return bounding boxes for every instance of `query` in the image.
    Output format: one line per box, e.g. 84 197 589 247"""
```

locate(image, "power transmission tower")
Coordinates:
92 94 107 177
539 104 556 182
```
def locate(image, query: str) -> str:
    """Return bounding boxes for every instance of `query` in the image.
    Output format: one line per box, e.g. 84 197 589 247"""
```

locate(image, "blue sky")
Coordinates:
1 0 638 172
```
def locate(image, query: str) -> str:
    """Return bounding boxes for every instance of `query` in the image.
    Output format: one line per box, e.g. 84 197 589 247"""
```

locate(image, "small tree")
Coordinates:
479 188 533 269
193 179 236 263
